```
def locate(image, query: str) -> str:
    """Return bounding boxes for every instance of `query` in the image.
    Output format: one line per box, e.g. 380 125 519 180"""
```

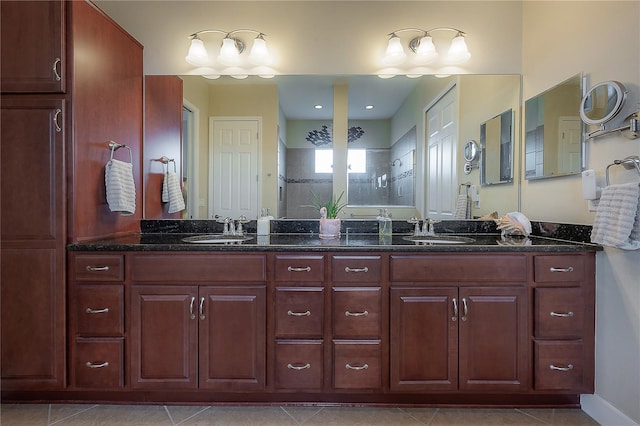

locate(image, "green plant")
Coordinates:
309 191 346 219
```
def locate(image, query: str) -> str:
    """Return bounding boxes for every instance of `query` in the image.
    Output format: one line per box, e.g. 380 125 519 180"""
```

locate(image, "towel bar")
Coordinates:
605 155 640 185
108 141 133 164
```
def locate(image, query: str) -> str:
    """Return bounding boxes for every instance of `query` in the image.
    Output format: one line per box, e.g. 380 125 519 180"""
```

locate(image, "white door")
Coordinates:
558 117 582 174
426 87 458 219
210 118 259 219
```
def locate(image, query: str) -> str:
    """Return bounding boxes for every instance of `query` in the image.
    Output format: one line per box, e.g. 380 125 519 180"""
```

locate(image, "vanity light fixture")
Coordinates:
185 29 275 78
380 27 471 76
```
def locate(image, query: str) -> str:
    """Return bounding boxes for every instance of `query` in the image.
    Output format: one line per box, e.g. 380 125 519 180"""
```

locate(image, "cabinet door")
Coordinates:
390 287 458 391
199 286 266 391
0 0 65 93
458 286 528 391
130 286 198 389
1 98 65 390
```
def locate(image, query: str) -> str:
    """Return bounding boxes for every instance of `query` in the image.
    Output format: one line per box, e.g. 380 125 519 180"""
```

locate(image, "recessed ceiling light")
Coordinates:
365 105 375 110
314 104 323 110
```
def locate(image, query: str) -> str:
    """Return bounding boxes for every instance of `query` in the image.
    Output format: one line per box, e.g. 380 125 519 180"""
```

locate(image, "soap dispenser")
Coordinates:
378 208 392 237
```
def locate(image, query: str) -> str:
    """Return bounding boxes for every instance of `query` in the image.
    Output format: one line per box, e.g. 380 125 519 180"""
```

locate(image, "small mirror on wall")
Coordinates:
524 73 583 179
480 109 514 186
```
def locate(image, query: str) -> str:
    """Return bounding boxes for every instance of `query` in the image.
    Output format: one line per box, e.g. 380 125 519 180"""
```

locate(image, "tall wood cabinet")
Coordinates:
1 0 143 392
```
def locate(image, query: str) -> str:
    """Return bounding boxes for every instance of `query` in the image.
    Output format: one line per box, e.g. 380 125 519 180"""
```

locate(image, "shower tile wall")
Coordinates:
285 148 332 218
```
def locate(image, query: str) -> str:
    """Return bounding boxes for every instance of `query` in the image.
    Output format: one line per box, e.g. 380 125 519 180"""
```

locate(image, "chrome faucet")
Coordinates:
407 217 440 236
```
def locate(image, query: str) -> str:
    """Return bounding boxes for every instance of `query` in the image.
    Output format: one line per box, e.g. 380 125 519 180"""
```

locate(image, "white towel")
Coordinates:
454 194 470 219
164 171 185 214
105 159 136 215
161 172 169 202
591 182 640 250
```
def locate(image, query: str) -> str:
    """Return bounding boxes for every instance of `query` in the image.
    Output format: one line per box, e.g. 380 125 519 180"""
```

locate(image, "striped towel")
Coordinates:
105 159 136 215
164 171 185 214
591 182 640 250
454 194 470 219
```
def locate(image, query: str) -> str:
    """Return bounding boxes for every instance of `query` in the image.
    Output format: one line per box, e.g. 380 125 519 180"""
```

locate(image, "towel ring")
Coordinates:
108 141 133 164
605 155 640 185
159 156 177 173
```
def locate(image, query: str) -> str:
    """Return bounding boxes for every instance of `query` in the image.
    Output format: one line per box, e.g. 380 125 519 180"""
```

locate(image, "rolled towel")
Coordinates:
165 171 186 214
591 182 640 250
105 159 136 215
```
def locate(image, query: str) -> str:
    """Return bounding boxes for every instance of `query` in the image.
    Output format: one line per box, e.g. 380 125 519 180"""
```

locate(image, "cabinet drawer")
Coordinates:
73 339 123 389
131 254 266 282
76 285 124 337
535 288 584 339
333 288 381 338
332 256 381 283
534 341 585 391
333 341 381 390
534 255 584 283
275 287 324 338
74 255 124 282
275 340 323 390
390 255 527 283
275 255 324 282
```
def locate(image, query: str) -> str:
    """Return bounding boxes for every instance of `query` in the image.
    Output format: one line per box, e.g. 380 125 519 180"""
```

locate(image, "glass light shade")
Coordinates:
185 37 210 66
414 35 438 64
248 36 271 65
382 35 406 66
445 34 471 65
218 37 242 66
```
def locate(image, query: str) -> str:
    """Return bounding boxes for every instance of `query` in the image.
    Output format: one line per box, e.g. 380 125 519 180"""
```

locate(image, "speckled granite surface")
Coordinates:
69 219 601 252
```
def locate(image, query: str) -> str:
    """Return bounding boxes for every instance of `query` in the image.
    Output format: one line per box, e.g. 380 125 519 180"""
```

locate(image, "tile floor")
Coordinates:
0 404 600 425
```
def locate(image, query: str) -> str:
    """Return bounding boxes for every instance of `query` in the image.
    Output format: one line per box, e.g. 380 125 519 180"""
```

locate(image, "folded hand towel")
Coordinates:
105 159 136 215
591 182 640 250
454 194 470 219
164 171 185 214
162 172 169 202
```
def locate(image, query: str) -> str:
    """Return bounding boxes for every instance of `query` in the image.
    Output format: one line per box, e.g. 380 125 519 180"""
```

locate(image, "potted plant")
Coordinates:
309 191 346 239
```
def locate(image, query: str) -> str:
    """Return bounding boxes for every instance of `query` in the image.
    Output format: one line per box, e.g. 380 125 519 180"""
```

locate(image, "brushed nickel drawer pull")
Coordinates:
344 266 369 273
86 307 109 314
86 361 109 369
461 297 468 322
287 266 311 272
287 363 311 370
550 311 574 317
54 109 62 132
452 298 458 321
199 297 205 320
345 310 368 317
287 310 311 317
346 363 369 370
53 58 62 81
549 364 574 371
549 266 574 273
85 266 110 272
189 297 196 320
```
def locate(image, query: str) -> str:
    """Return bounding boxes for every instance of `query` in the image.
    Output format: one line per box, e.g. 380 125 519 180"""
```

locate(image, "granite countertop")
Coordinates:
68 220 602 253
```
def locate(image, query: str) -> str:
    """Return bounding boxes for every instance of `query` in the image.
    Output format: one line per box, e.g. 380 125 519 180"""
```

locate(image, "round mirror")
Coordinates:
463 140 479 162
580 81 627 125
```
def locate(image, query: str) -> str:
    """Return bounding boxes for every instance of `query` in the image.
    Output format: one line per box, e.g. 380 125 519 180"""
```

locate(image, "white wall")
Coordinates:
522 2 640 424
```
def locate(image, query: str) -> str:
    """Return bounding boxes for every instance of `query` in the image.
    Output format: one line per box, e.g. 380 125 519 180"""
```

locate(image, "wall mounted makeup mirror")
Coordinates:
463 139 479 175
480 109 513 185
524 73 583 180
581 80 640 140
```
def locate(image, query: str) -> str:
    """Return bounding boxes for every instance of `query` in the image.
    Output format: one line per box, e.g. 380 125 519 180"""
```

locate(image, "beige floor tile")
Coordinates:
165 405 211 425
53 404 172 426
302 407 423 425
552 409 600 425
517 408 555 424
181 406 298 426
49 404 98 425
281 406 324 424
430 408 547 425
399 407 439 424
0 404 49 426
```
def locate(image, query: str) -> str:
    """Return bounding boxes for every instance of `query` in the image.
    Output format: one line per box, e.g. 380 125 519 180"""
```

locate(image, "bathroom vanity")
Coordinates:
39 222 598 407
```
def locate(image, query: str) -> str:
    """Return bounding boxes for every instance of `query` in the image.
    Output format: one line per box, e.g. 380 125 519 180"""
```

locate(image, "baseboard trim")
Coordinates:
581 394 639 426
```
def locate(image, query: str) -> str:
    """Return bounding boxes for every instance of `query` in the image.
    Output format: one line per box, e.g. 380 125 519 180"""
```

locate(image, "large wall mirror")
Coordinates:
179 74 521 220
524 73 584 180
480 109 514 186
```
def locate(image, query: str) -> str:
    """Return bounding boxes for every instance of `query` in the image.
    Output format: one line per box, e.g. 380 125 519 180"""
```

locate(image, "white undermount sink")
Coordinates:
402 235 475 244
182 235 254 244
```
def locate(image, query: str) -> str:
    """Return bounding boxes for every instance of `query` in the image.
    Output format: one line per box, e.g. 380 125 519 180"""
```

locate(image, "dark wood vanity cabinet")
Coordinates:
389 254 529 392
